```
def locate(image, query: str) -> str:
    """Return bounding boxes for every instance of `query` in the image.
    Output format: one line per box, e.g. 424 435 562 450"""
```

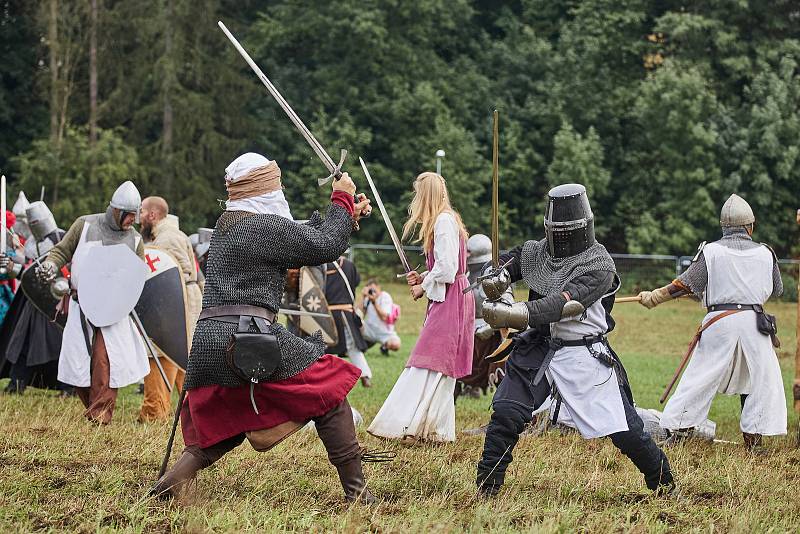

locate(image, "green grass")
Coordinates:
1 283 798 532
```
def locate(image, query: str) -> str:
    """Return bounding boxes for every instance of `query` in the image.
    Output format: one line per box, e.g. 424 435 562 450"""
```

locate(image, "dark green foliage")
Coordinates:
3 0 799 258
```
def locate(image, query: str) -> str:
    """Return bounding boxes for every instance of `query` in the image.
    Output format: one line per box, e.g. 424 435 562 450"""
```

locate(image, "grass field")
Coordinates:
1 283 798 532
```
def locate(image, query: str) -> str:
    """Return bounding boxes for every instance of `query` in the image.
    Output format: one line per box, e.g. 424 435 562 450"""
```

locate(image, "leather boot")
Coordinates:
742 432 764 452
149 451 206 500
313 400 377 504
336 458 377 504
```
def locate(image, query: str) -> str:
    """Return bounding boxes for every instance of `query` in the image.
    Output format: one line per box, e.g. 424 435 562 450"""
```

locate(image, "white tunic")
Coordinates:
57 222 150 388
660 242 787 435
546 298 629 439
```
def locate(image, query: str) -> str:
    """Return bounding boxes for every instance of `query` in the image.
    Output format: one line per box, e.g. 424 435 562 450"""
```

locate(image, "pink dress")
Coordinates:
368 213 475 442
405 238 474 378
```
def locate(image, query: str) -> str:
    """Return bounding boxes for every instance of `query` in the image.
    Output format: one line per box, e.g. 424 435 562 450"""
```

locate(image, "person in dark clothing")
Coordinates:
475 184 675 497
0 201 68 394
324 255 372 387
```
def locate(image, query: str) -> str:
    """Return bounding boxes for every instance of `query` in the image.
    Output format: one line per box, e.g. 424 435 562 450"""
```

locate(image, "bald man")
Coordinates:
138 196 203 422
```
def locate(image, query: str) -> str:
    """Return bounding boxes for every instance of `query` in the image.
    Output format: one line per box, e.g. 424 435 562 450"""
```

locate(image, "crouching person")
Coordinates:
476 184 675 497
151 153 375 503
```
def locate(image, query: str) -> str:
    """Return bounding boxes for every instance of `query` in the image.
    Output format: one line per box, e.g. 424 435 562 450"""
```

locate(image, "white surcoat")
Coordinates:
546 297 629 439
660 242 787 435
57 221 150 388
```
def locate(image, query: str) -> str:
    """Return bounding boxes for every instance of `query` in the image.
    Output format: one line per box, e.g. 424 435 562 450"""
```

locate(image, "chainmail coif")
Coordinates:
520 238 616 296
184 203 353 389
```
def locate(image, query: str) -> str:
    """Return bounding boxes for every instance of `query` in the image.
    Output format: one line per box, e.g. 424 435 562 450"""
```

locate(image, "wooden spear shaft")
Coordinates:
795 210 800 416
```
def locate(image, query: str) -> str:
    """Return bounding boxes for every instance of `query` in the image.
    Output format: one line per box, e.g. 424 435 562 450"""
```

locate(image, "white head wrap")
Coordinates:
224 152 293 220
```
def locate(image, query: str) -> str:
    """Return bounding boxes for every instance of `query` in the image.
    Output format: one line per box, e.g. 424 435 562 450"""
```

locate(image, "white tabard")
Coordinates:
546 298 629 439
660 242 787 435
57 222 149 388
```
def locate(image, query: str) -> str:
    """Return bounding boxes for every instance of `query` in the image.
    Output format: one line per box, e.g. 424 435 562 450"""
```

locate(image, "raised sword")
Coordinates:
358 158 412 274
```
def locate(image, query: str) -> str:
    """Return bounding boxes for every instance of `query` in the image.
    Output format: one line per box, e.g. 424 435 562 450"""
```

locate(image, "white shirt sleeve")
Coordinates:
420 212 460 302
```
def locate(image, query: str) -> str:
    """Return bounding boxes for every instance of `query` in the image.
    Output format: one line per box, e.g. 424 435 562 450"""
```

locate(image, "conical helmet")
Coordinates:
720 194 754 228
12 191 30 220
109 181 142 223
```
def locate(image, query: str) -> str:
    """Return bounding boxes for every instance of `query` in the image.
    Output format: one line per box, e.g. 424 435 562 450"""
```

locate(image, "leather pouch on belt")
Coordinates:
226 315 282 413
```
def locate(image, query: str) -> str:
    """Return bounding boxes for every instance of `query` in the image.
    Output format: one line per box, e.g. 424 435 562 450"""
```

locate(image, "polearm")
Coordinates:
491 110 500 269
358 158 412 275
219 21 361 195
1 175 6 276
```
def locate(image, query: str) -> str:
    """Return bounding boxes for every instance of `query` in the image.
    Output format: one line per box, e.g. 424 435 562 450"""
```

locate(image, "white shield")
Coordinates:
77 244 147 327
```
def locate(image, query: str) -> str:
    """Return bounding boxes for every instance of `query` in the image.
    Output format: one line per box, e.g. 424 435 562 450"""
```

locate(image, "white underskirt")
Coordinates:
367 367 456 442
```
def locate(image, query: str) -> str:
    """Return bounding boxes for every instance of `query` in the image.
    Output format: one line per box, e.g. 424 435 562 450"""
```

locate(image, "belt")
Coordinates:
198 304 276 325
328 304 354 312
707 303 760 313
532 334 607 386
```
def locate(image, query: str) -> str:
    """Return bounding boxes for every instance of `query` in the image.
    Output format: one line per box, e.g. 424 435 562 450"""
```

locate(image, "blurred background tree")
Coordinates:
0 0 797 257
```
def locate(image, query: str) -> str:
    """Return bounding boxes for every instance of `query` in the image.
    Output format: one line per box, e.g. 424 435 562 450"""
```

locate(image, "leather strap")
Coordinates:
532 334 609 386
707 303 758 313
199 304 276 323
659 308 741 403
328 304 354 312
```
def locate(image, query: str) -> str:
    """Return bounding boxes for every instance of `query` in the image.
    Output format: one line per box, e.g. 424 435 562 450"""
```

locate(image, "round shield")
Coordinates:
76 244 147 327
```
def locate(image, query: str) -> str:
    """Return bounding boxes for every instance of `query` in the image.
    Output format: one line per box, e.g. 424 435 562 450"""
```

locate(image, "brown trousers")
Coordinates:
74 330 117 425
139 357 185 422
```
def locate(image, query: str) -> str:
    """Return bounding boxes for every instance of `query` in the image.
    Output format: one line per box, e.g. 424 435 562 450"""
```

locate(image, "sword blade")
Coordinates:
278 308 330 318
359 158 412 273
491 110 500 268
218 21 336 176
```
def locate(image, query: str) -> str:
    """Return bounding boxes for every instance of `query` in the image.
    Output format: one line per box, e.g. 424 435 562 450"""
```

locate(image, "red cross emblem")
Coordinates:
145 253 161 273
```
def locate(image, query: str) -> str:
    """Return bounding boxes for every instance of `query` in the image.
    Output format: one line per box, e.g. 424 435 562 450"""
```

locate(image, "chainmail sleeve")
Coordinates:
771 255 783 298
676 252 708 295
249 204 353 269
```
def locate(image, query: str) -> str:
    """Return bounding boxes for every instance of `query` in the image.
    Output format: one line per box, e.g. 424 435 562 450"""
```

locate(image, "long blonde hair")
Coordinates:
402 172 468 253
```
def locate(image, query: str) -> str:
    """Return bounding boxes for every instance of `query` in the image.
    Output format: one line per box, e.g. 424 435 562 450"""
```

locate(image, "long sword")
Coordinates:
359 158 412 274
218 21 345 186
491 110 500 268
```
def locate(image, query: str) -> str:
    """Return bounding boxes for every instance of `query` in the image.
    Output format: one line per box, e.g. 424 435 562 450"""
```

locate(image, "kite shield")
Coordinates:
299 266 337 345
134 247 190 371
76 244 147 327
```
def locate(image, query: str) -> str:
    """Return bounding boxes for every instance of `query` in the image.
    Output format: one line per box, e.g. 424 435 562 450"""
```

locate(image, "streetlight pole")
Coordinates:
435 149 445 175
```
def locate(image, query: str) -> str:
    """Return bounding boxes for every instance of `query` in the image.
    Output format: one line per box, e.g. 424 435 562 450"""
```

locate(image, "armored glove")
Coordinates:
36 260 58 284
482 300 530 330
481 268 511 301
562 300 585 318
0 253 22 279
475 323 495 341
638 286 671 309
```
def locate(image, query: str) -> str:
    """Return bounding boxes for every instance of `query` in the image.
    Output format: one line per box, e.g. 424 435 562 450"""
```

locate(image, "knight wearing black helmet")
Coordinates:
475 183 675 497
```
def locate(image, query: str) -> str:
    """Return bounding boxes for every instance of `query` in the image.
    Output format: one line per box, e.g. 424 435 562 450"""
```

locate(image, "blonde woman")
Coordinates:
368 172 474 442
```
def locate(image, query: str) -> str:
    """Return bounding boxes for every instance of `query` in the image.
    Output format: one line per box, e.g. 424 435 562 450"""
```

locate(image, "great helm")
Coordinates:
466 234 492 265
25 201 58 241
720 194 755 228
544 183 595 258
109 180 142 224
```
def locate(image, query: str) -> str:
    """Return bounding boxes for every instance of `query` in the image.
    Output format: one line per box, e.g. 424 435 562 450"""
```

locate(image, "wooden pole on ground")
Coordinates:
794 210 800 419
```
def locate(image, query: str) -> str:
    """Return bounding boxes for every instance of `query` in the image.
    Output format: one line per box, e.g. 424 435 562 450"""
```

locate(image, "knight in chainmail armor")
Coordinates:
0 201 68 394
475 184 675 497
638 193 787 450
152 152 378 504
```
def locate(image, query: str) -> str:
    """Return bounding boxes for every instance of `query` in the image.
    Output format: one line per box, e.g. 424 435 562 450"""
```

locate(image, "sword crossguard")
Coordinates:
318 149 348 186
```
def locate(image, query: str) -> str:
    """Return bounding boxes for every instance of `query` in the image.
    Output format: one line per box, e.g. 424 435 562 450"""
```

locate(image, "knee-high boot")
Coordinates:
313 399 376 504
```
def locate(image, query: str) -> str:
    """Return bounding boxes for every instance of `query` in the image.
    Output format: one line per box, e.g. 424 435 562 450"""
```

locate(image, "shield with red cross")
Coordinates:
134 247 189 370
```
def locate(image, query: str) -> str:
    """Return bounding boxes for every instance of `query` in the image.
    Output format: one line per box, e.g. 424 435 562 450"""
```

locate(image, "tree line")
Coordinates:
1 0 798 257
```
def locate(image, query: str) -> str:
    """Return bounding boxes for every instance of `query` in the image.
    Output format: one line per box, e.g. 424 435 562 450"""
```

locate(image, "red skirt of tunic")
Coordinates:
181 354 361 448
